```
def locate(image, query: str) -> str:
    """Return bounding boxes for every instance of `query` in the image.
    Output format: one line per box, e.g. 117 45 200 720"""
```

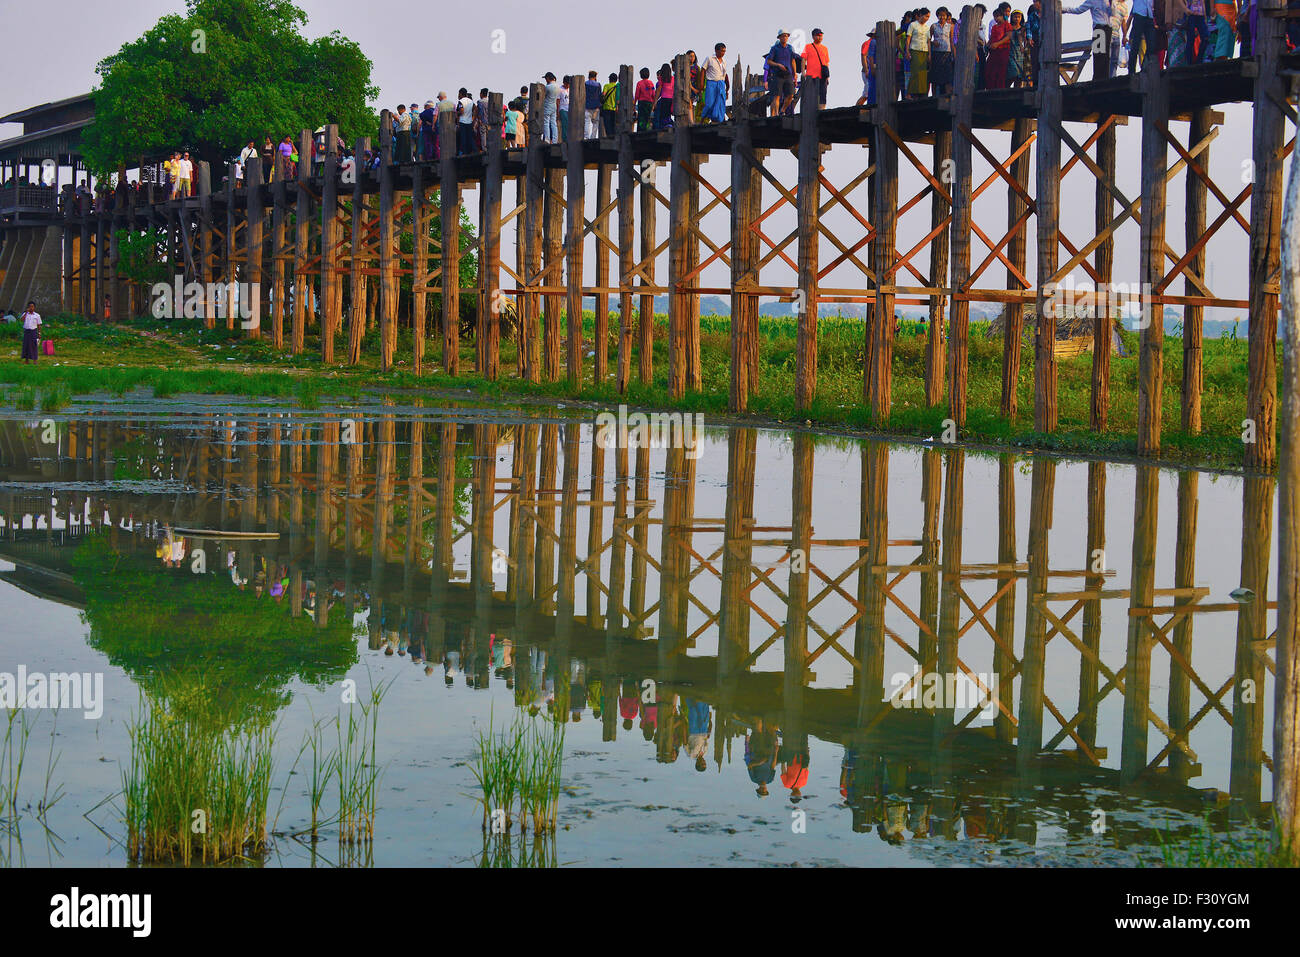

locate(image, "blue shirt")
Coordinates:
1131 0 1153 17
767 41 795 75
585 79 601 109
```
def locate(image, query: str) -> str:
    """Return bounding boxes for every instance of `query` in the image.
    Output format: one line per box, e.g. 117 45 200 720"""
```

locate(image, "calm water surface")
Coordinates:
0 396 1278 866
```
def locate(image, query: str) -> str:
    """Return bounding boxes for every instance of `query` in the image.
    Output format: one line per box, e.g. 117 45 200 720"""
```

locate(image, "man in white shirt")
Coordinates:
177 152 193 197
21 301 41 363
456 87 475 155
702 43 729 122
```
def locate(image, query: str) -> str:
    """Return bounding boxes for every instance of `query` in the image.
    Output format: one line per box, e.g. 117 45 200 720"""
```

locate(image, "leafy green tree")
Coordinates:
81 0 378 177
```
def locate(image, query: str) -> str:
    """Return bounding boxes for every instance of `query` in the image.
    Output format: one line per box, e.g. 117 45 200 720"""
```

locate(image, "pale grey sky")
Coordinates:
0 0 1260 315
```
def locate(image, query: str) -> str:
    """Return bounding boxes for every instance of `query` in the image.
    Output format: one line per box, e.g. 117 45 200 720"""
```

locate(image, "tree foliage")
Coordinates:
81 0 378 177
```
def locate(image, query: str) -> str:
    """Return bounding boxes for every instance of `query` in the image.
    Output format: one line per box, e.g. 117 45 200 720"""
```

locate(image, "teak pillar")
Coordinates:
479 92 504 380
615 64 637 393
1034 0 1062 434
947 8 979 426
795 77 821 415
565 74 586 390
868 19 899 422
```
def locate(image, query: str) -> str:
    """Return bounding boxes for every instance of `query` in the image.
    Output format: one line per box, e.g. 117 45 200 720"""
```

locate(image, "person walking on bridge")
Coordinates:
802 29 830 108
702 44 730 122
765 29 797 115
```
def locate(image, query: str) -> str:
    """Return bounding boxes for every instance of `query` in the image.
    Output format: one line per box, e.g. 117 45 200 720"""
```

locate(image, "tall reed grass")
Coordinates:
1 710 33 828
122 702 274 864
470 710 565 834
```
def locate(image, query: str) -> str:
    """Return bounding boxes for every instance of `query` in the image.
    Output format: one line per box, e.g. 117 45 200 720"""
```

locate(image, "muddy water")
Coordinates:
0 399 1276 866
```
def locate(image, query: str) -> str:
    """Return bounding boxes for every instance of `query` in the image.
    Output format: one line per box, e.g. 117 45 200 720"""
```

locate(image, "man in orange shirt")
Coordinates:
801 27 831 108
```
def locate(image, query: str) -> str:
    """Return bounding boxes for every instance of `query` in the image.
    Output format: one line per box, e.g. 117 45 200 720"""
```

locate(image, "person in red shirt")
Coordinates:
802 28 831 108
634 67 655 131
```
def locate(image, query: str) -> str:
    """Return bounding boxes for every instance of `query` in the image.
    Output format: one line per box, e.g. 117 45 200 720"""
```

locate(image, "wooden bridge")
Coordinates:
0 411 1278 822
46 4 1300 473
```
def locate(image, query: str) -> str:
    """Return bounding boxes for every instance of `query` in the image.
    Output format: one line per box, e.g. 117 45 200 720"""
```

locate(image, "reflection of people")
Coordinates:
686 700 712 772
745 719 779 796
779 741 810 804
619 679 640 731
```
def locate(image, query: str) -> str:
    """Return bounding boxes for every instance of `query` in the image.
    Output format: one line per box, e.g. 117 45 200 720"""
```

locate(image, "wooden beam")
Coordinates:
318 125 338 360
440 107 460 375
616 64 636 393
946 8 979 426
795 76 821 414
1001 118 1032 419
1034 0 1062 433
481 92 504 381
566 73 586 390
869 20 899 423
1137 67 1169 456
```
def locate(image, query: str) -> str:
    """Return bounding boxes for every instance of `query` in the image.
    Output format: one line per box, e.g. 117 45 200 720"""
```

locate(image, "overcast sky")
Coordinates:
1 0 1261 316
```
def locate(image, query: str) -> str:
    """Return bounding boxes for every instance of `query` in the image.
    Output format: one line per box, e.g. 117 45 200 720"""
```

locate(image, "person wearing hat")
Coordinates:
858 27 878 105
420 100 437 160
765 28 797 115
801 28 830 108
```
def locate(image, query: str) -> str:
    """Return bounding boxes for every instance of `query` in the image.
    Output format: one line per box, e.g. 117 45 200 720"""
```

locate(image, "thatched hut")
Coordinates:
985 306 1128 359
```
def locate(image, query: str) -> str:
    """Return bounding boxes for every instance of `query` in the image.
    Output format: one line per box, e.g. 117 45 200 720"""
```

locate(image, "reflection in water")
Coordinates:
0 410 1282 864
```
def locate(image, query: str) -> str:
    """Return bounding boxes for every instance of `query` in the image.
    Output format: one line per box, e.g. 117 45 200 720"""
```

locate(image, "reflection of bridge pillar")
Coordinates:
855 442 888 723
658 441 695 678
1120 464 1159 784
405 418 425 597
429 422 458 650
720 429 757 682
606 442 630 634
994 457 1018 744
785 434 813 713
343 420 361 619
586 430 605 628
534 424 559 617
473 424 498 639
1230 474 1273 814
557 424 580 640
1168 471 1198 782
936 450 965 741
919 449 942 687
369 414 396 648
1017 457 1057 779
630 446 650 624
314 420 339 629
1079 461 1106 750
289 422 304 620
512 424 538 619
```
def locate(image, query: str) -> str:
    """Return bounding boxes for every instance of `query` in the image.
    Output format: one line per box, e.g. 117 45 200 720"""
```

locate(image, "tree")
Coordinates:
81 0 378 177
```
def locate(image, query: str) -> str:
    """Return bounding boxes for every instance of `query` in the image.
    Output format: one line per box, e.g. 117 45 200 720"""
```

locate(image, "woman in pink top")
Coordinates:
653 63 675 130
634 66 656 131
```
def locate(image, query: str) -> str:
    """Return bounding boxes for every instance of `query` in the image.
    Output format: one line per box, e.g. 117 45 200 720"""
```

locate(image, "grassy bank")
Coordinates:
0 310 1266 470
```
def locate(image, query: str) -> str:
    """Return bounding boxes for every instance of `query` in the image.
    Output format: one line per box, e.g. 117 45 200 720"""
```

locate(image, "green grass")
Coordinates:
122 698 274 865
1 309 1272 470
1156 815 1297 867
1 711 34 830
470 709 566 834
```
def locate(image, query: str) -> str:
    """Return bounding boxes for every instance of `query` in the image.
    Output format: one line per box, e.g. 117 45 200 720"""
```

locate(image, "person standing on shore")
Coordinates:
20 302 41 363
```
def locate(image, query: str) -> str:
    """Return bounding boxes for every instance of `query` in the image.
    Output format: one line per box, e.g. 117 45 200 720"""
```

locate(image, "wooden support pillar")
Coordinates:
1246 0 1286 470
512 423 539 617
729 60 755 412
936 450 965 738
412 163 428 374
1000 118 1032 419
480 92 504 381
225 159 238 329
720 427 757 673
1277 144 1300 848
926 129 951 408
293 129 311 354
1091 114 1116 431
1137 66 1169 456
535 424 559 615
919 449 943 681
868 20 898 422
856 442 889 722
795 79 821 414
585 431 605 628
543 166 564 382
521 84 545 383
79 194 92 320
440 109 461 375
786 433 814 703
594 162 611 386
318 125 339 360
637 155 657 387
565 74 586 391
268 159 286 348
348 136 371 365
246 152 265 340
1181 108 1212 435
379 110 397 371
1034 0 1062 434
668 53 693 400
615 65 636 393
946 9 979 425
1120 464 1159 784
